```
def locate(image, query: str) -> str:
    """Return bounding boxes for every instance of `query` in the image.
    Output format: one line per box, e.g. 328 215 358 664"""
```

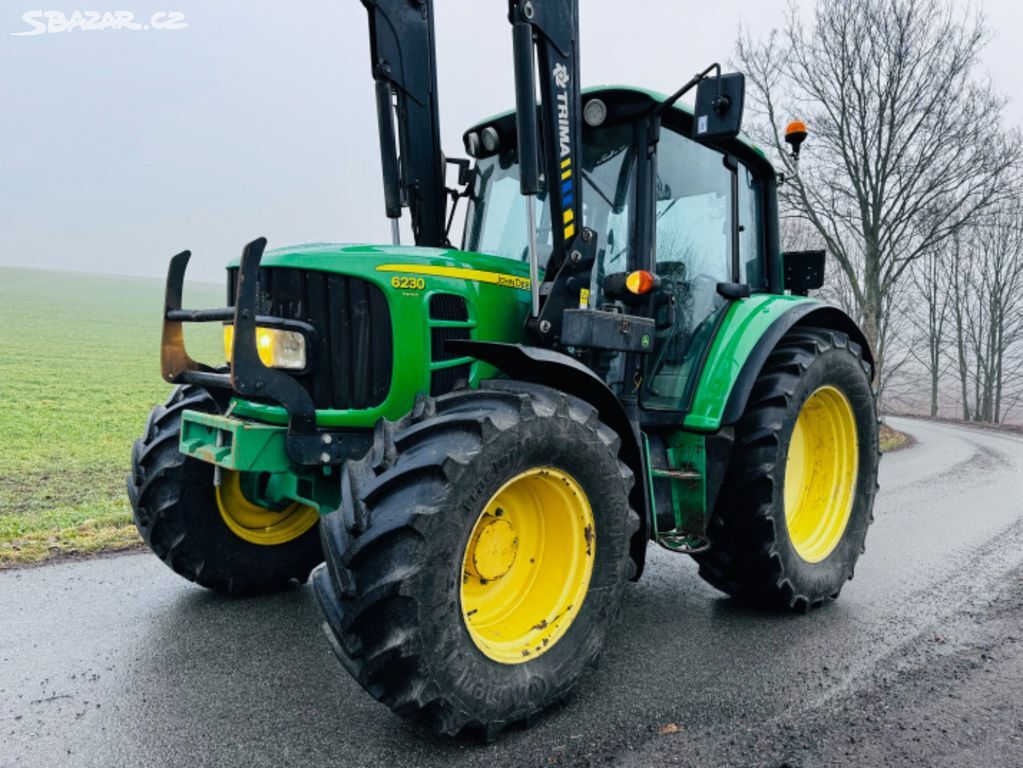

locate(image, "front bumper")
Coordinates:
161 237 366 468
179 411 293 473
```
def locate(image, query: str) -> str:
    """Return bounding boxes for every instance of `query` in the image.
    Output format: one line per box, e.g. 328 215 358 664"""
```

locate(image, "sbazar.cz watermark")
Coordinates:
11 10 187 35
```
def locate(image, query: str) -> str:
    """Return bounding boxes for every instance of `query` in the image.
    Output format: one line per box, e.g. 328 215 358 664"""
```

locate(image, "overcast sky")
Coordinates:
1 0 1020 282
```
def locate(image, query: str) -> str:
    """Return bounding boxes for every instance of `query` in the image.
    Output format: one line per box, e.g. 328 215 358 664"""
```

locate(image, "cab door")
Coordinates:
641 126 766 414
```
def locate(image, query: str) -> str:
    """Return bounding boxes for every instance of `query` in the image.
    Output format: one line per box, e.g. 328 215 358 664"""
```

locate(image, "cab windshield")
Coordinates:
463 122 637 279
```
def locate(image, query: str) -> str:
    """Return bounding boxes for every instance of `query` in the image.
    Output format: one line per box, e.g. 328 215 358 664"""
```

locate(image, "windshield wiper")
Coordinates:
581 169 616 209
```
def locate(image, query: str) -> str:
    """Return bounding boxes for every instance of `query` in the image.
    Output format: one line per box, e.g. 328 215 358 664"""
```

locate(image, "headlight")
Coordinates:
223 325 307 371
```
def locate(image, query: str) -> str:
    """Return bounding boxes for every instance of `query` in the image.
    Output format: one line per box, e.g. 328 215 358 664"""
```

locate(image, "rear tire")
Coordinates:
314 381 638 738
694 327 879 611
127 385 323 595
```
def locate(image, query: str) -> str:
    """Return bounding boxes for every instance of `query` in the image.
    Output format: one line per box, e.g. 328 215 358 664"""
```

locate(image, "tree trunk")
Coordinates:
862 246 882 390
952 273 971 421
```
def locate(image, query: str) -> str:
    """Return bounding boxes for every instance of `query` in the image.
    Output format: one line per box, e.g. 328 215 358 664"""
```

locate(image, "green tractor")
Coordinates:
128 0 878 738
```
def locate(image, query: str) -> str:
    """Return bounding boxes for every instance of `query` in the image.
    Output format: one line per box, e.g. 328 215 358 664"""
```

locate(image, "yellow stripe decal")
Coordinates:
561 158 572 169
564 222 576 240
375 264 531 292
563 209 574 225
561 169 572 181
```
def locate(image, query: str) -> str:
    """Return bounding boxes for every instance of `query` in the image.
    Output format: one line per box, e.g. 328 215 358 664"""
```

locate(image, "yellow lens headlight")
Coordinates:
223 325 307 370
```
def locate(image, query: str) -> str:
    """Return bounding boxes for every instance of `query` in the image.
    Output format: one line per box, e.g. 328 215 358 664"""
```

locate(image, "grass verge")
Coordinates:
879 423 912 452
0 267 222 568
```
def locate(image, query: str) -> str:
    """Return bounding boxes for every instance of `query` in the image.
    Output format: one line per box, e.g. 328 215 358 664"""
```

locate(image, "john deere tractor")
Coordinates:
128 0 879 738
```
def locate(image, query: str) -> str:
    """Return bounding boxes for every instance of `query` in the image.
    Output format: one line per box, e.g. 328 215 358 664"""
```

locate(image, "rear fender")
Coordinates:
447 340 650 580
719 304 874 426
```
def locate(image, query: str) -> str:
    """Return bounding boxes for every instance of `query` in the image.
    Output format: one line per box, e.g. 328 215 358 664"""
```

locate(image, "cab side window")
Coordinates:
654 131 732 284
738 164 765 289
642 127 766 412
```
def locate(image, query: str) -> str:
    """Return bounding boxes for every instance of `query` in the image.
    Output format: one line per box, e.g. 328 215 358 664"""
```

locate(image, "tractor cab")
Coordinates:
460 86 779 416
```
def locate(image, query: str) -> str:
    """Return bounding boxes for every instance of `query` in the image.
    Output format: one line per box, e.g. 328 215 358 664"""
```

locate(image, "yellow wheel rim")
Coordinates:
460 467 595 665
215 470 319 546
784 385 859 563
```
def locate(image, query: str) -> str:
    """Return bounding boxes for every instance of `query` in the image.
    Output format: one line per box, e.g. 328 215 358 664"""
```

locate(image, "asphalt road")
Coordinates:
3 417 1023 768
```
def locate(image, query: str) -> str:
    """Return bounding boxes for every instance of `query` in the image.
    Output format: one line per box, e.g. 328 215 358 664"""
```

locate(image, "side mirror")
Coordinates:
783 250 826 295
445 157 473 187
692 73 745 142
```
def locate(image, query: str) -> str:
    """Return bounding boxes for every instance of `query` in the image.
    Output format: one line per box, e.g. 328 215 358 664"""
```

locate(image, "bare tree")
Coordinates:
945 233 973 419
908 247 952 416
736 0 1020 388
943 203 1023 423
968 209 1023 422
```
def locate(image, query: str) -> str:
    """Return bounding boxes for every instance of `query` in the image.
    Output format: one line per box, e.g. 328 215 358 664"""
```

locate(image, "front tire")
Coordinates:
695 327 879 611
314 381 638 738
127 385 323 594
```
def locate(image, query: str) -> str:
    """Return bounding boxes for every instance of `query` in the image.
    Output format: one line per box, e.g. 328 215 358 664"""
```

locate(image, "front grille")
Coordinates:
429 293 469 321
430 328 472 393
428 293 471 396
430 326 471 362
229 267 392 410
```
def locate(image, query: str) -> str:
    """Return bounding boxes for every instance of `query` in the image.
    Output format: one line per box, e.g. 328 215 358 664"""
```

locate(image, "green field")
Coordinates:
0 267 223 567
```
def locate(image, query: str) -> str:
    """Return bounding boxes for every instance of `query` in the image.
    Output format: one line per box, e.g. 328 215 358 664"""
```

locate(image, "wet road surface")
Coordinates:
2 417 1022 767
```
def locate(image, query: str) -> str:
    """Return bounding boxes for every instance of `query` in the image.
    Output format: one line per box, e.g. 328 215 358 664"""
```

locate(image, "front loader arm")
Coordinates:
361 0 447 248
508 0 583 267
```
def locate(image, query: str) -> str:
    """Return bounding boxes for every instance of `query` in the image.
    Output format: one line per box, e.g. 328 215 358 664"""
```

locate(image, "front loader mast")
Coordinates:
361 0 447 248
507 0 587 333
360 0 588 330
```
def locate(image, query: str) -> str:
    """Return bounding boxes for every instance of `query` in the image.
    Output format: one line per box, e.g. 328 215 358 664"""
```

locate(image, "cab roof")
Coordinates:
464 84 771 170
